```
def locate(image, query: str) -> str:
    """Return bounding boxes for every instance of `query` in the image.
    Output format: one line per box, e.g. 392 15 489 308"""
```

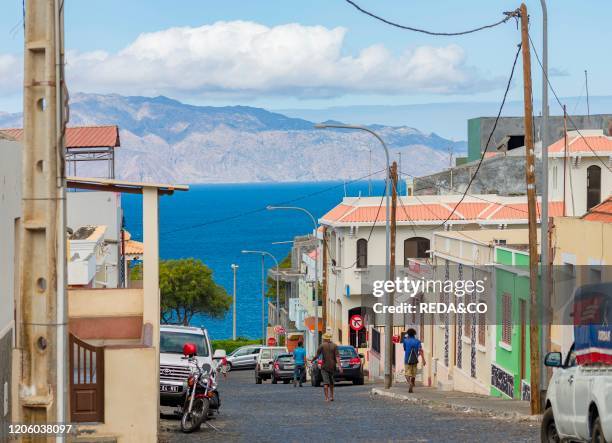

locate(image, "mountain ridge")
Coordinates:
0 92 465 184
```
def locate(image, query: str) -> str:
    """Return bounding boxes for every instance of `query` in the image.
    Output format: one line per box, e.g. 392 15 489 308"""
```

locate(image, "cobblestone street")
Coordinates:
159 370 539 442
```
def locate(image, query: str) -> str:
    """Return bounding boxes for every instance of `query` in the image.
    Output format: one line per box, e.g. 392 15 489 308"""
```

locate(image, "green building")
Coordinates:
491 245 540 401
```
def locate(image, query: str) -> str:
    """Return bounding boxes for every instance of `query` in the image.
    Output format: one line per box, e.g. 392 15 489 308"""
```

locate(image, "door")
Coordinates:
554 349 578 438
586 165 601 211
572 366 593 439
69 334 104 423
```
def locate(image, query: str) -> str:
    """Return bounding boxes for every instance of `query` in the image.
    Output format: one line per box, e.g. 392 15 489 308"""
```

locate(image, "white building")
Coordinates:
0 134 21 438
68 225 108 288
319 194 564 379
546 130 612 216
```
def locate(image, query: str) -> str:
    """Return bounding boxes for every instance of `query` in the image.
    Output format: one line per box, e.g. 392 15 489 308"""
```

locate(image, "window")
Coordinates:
160 332 210 357
501 293 512 345
587 165 601 211
356 238 368 268
372 328 381 354
404 237 430 265
478 306 486 346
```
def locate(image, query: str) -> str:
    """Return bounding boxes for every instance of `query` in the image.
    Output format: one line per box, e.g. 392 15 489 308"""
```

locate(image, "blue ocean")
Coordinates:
122 180 387 340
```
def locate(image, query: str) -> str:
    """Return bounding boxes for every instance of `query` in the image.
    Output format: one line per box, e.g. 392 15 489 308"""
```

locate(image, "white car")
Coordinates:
225 345 262 370
159 324 214 407
542 345 612 442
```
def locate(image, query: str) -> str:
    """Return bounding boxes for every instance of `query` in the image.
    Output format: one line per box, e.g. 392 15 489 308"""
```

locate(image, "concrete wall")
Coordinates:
78 347 158 443
67 192 122 288
415 155 542 197
0 136 21 436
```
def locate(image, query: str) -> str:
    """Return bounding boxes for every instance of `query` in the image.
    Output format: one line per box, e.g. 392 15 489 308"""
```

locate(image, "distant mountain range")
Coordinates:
0 93 465 184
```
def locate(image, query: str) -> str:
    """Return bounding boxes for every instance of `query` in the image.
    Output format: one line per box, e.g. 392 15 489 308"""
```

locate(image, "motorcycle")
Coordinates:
179 343 221 433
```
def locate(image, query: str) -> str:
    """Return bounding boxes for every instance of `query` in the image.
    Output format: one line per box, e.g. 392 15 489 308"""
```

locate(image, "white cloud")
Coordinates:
2 21 496 100
0 54 22 97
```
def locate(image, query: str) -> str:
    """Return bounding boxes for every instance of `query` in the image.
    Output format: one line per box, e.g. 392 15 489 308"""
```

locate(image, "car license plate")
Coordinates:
286 365 294 370
160 384 180 393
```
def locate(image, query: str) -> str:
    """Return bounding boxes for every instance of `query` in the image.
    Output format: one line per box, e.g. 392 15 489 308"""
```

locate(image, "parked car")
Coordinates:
225 345 262 370
255 346 288 383
159 324 214 407
271 353 297 384
310 345 364 387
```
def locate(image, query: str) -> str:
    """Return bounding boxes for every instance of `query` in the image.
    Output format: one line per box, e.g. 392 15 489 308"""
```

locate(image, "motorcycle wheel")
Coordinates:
180 397 209 433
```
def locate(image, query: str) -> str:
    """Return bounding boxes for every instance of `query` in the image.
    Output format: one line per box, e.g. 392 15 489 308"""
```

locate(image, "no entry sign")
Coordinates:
349 314 364 331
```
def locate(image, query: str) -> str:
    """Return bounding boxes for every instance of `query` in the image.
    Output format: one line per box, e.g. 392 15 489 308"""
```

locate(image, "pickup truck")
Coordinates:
541 282 612 442
543 345 612 442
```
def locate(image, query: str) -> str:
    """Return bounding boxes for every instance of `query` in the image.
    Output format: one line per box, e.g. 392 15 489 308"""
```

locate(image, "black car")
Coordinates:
310 345 364 386
271 353 297 384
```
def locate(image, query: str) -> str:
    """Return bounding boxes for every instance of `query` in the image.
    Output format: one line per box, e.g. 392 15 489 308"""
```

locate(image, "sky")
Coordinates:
0 0 610 113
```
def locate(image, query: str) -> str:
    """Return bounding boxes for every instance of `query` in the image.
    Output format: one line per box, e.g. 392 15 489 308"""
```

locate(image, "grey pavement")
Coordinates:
372 384 537 422
159 370 539 442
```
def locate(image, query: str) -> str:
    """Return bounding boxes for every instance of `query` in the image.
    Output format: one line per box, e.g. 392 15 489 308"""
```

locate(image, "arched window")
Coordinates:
356 238 368 268
587 165 601 211
404 237 430 266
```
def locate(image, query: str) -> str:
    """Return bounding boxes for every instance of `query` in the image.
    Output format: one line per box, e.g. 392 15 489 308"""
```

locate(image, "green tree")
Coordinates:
155 258 230 325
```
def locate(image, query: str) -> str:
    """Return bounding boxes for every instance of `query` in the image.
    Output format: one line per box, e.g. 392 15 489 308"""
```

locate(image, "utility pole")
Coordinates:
18 0 68 432
385 162 398 389
231 264 238 340
322 226 328 332
520 2 542 415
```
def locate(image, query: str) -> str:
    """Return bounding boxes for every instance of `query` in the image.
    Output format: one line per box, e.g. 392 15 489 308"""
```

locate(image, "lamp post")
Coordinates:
315 123 392 388
267 205 320 352
230 264 239 340
241 250 280 345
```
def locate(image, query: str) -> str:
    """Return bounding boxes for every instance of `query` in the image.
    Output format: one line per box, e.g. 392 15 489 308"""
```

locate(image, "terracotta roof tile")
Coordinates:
548 134 612 154
124 240 144 255
0 125 120 148
582 197 612 223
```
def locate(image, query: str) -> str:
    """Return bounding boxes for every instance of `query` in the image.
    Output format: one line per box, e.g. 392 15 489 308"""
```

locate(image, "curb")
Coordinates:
371 388 541 423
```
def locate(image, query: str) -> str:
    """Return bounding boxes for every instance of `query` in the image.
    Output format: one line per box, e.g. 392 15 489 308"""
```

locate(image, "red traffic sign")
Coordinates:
267 337 277 346
392 334 401 344
349 314 364 331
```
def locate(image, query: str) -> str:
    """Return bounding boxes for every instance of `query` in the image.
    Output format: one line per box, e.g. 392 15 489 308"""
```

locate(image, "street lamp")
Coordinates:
230 264 239 341
314 123 392 388
266 205 320 351
241 250 280 345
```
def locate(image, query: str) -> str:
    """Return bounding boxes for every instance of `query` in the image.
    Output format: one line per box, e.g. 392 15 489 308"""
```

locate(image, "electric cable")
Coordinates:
343 0 519 36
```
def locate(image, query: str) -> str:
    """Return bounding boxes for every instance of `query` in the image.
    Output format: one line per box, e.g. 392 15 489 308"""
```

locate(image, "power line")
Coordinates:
528 34 612 174
161 168 386 236
436 42 523 230
343 0 519 36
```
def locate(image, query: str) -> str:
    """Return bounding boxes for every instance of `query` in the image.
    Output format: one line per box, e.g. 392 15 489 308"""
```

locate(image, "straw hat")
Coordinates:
322 332 332 340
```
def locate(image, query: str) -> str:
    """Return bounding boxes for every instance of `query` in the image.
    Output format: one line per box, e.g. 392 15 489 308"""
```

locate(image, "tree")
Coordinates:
155 258 230 325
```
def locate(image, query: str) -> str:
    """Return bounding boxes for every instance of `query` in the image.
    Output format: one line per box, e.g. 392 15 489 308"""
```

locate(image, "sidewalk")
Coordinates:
371 383 540 423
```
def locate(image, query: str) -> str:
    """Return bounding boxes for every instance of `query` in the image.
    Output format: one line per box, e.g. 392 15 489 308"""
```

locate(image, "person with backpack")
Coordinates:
403 328 425 393
293 340 306 387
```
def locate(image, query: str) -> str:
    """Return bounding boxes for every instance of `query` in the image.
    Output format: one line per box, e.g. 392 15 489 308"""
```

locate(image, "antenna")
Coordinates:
397 152 402 195
343 179 347 197
585 70 590 118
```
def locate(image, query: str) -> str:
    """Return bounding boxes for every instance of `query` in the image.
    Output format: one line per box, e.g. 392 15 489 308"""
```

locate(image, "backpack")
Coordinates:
407 347 419 365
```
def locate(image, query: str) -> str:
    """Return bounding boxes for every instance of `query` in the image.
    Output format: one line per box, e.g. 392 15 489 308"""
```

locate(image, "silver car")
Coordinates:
225 345 262 370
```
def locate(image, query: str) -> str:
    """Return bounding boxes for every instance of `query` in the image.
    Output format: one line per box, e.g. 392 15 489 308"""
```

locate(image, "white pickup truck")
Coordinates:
542 344 612 442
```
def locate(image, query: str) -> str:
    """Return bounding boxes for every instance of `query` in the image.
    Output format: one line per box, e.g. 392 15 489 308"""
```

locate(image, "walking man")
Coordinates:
313 332 342 402
403 328 425 393
293 340 306 387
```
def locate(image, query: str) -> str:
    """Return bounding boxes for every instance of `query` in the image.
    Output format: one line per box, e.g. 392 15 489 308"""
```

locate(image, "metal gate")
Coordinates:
69 334 104 422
